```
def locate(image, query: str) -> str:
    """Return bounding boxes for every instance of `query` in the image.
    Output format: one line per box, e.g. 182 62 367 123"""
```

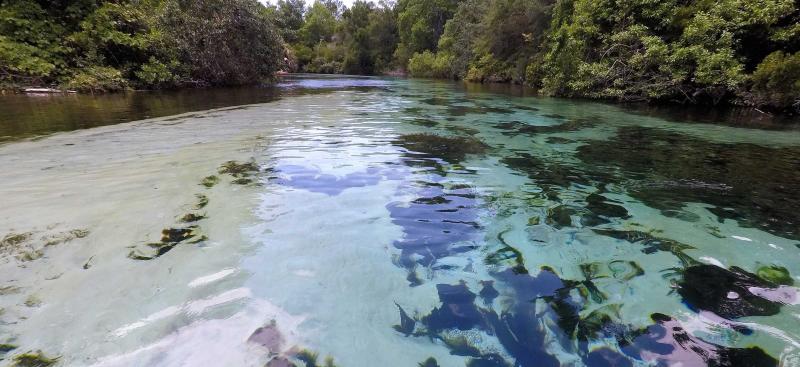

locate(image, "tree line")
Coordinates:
1 0 798 112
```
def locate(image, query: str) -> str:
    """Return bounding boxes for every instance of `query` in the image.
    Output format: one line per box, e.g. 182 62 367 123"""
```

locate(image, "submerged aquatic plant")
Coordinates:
392 302 416 336
218 160 260 177
395 133 488 163
194 194 209 209
592 229 698 267
577 126 800 240
485 230 527 274
128 226 204 260
494 118 599 136
216 160 264 186
179 213 206 223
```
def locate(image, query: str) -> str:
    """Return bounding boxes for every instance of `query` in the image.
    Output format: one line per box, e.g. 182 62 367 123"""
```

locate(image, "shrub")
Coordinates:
751 51 800 112
407 51 453 78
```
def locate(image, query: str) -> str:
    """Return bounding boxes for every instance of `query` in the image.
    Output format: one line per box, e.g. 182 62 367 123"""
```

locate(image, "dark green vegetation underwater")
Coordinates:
383 127 794 367
3 0 800 112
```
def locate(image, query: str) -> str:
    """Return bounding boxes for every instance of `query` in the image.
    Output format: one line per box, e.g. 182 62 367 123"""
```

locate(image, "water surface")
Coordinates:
1 75 799 367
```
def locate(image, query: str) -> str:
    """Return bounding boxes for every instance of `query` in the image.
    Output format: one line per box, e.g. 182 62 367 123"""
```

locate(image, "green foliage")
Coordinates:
301 1 337 45
276 0 307 43
752 51 800 112
288 0 398 75
395 0 460 64
135 57 179 88
537 0 797 105
0 0 282 90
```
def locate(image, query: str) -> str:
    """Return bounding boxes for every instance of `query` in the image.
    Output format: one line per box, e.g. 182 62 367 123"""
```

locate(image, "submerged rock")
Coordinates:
677 264 786 319
266 357 293 367
418 357 440 367
248 320 284 352
621 313 777 366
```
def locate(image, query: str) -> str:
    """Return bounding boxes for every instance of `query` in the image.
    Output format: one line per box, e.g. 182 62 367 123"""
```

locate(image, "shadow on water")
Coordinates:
0 87 280 142
0 74 394 143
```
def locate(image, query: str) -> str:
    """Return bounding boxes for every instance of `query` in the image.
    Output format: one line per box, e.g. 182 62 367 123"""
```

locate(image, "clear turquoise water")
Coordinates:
1 75 799 366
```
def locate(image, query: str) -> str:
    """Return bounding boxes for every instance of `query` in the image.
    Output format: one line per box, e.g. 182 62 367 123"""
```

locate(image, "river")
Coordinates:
1 75 799 367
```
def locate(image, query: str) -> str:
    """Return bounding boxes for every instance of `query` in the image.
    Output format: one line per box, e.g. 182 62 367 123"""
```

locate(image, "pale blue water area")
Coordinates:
1 75 799 366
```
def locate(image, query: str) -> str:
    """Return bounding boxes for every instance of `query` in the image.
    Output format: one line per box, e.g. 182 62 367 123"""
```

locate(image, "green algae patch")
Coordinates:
231 177 254 185
1 232 33 249
756 265 793 286
200 175 220 188
219 160 259 177
12 351 58 367
0 343 18 353
1 228 89 262
395 133 489 163
194 194 209 209
217 160 263 186
23 295 41 308
178 213 206 223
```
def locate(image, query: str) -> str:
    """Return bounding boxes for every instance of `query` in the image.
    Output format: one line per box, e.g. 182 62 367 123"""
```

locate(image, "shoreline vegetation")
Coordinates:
1 0 798 115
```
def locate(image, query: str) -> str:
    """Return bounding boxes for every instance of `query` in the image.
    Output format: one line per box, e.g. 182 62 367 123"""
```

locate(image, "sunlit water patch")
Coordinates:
1 75 799 366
